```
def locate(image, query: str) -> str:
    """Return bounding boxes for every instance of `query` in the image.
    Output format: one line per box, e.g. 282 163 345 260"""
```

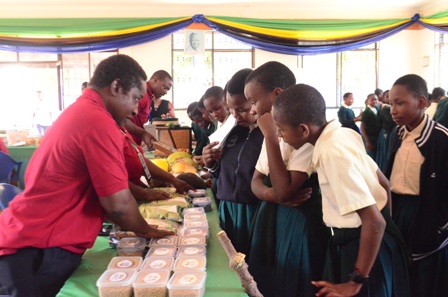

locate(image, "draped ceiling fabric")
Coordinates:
0 11 447 55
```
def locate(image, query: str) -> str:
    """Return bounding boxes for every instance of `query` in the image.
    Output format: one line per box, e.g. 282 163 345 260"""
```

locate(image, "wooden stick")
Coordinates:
217 230 263 297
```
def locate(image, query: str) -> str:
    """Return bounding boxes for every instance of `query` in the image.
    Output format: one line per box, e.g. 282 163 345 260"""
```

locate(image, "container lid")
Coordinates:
183 227 209 238
182 207 205 216
117 237 146 249
149 236 178 247
174 256 206 271
192 197 212 206
133 269 170 288
187 189 206 198
177 246 207 257
184 220 208 228
146 246 177 258
178 235 206 246
142 257 175 270
167 271 207 290
107 256 143 270
183 213 207 221
97 269 137 287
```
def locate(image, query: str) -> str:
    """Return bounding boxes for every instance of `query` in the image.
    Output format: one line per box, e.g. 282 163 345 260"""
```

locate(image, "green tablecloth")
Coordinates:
57 189 247 297
7 145 37 188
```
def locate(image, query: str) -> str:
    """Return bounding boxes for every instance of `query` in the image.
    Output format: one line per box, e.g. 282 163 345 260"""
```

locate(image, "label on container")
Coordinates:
188 214 203 220
117 260 133 268
194 198 209 203
154 248 170 255
150 259 168 269
183 237 200 245
109 272 127 282
122 238 141 247
181 259 199 268
144 272 161 284
188 221 204 227
156 238 171 245
184 247 199 255
188 229 204 236
180 274 197 285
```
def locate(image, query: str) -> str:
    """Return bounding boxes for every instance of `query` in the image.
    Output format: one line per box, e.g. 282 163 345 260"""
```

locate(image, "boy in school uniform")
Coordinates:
245 61 329 297
272 84 410 297
387 74 448 297
337 92 361 134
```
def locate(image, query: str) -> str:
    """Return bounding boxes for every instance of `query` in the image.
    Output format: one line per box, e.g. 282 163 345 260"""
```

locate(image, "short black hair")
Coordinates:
203 86 224 103
81 81 88 89
393 74 428 100
151 70 173 82
374 88 383 96
274 84 326 127
245 61 296 91
343 92 352 99
198 96 205 109
432 87 446 98
227 68 253 96
187 102 198 115
89 54 147 93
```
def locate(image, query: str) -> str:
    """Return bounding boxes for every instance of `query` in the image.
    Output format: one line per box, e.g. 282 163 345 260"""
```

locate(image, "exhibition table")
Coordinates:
57 188 247 297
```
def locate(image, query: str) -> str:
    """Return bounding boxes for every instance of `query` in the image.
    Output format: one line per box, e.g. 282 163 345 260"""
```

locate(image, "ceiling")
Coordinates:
0 0 446 19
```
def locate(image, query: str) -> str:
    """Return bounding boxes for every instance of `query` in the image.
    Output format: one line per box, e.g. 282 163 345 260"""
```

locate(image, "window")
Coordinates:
172 31 253 109
435 33 448 88
295 43 379 109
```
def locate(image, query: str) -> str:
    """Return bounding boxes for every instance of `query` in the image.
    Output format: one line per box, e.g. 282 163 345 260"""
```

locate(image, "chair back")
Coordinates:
0 183 23 210
0 151 22 185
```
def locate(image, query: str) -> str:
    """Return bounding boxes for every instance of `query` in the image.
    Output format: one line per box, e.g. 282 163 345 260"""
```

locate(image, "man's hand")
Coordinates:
135 225 175 238
311 280 363 297
172 179 194 195
144 189 170 201
142 131 157 148
257 112 278 140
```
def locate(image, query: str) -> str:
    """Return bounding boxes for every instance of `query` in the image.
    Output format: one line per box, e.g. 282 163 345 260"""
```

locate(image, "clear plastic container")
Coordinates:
184 220 208 228
141 257 175 271
117 237 147 257
177 246 207 257
174 256 207 271
183 213 207 221
149 236 178 247
183 227 209 238
96 269 137 297
178 236 207 247
167 271 207 297
146 246 178 258
187 189 206 198
107 256 143 270
192 197 212 212
182 207 205 216
133 269 170 297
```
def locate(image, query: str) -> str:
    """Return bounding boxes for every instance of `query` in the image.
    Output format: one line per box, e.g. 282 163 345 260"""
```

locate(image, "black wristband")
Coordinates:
349 270 369 284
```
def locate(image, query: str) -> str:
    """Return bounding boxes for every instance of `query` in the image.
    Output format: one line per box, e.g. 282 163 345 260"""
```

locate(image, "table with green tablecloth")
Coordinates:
57 188 248 297
7 145 37 188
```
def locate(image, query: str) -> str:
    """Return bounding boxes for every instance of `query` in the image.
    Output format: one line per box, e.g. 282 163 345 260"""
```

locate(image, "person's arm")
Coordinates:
376 168 392 213
124 120 157 148
338 107 350 126
167 102 176 118
257 112 310 205
128 181 171 202
100 188 174 238
144 158 193 194
360 121 373 151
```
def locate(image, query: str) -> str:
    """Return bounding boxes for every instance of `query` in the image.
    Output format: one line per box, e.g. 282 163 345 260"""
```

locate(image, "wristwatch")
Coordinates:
349 269 369 284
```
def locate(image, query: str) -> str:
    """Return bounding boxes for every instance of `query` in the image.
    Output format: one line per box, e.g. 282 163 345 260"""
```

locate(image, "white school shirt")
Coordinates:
312 120 387 228
389 116 426 195
255 138 314 177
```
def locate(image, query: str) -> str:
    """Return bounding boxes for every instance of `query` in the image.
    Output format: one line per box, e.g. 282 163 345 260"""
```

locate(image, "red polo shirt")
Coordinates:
130 82 153 145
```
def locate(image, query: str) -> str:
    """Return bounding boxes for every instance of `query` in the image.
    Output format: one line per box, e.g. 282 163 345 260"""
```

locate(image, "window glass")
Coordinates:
62 53 89 108
0 50 18 62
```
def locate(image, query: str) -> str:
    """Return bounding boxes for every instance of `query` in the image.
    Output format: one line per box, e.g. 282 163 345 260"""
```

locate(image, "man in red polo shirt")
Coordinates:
124 70 174 147
0 55 174 297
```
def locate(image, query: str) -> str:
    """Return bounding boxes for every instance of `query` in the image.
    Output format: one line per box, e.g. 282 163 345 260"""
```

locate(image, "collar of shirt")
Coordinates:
401 115 427 140
312 120 340 166
342 103 352 109
367 105 378 114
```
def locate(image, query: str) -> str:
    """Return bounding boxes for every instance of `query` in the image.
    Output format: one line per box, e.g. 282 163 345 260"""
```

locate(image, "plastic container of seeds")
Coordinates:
177 246 207 257
178 235 207 247
184 220 208 228
107 256 142 270
192 197 212 212
146 246 177 258
174 256 206 271
117 237 146 257
141 257 175 271
183 227 209 238
97 269 137 297
167 271 207 297
149 236 178 247
182 207 205 216
187 189 206 198
133 269 170 297
183 213 207 222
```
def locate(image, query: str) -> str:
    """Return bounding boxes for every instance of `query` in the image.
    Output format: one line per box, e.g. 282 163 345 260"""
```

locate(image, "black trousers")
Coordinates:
0 247 82 297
